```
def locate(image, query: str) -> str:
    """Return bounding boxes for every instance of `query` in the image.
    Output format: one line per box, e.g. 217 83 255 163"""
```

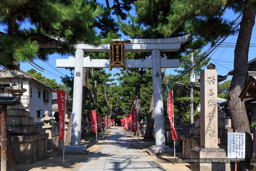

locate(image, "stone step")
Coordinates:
8 126 39 135
7 116 34 126
7 109 30 117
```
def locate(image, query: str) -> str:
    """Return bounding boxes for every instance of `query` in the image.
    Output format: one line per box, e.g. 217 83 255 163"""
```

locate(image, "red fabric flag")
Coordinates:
124 117 128 129
168 90 178 140
132 109 137 131
128 113 132 129
57 90 65 141
104 116 107 128
97 114 102 130
90 110 97 133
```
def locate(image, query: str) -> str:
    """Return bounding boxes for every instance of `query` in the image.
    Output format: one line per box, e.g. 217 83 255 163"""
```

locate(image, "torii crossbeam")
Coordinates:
56 35 189 153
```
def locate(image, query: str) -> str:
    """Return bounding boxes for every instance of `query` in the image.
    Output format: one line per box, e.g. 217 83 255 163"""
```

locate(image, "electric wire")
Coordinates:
28 61 62 78
45 61 65 77
172 13 242 82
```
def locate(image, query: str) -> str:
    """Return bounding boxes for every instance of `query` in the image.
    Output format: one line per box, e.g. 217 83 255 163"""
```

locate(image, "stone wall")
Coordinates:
6 108 48 164
11 134 48 163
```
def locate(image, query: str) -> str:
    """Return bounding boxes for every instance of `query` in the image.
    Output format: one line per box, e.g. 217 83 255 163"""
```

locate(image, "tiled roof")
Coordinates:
0 68 55 92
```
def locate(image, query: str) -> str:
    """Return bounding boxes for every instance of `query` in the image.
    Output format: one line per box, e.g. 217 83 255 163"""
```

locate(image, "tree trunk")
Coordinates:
228 1 255 168
103 80 112 128
133 70 143 136
144 68 166 140
81 68 89 139
134 98 142 136
91 68 98 109
144 96 155 140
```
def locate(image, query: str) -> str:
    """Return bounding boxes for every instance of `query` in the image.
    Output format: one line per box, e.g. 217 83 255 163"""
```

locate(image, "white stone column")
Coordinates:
152 49 166 146
71 48 84 146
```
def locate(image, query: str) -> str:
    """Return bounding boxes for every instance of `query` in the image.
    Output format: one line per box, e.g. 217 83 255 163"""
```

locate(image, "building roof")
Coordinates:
0 68 55 92
228 57 256 75
239 74 256 101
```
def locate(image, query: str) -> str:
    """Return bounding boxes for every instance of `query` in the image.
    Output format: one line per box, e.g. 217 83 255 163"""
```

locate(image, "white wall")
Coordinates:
29 82 52 122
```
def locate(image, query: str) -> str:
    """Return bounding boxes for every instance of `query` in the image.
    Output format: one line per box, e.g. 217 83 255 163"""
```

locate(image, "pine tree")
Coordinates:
0 0 113 68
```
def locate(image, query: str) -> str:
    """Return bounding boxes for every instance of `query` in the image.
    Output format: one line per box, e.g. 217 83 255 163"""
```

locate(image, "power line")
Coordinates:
173 13 242 82
45 61 65 77
28 61 62 78
28 62 44 72
211 59 234 63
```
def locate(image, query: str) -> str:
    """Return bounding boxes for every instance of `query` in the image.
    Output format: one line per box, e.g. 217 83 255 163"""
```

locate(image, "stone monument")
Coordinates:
191 65 229 171
41 111 55 139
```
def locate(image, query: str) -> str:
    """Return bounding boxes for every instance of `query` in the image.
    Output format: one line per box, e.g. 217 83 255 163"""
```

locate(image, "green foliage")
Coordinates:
115 69 152 116
0 0 133 68
218 80 231 99
14 40 39 62
250 122 256 132
27 69 65 90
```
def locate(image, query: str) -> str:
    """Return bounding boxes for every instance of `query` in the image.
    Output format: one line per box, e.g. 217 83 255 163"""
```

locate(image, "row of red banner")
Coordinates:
90 110 113 133
121 109 138 131
56 89 178 142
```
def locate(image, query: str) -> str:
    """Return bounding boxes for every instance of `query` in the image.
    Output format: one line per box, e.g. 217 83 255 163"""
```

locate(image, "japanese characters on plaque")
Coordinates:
227 132 245 159
206 74 216 138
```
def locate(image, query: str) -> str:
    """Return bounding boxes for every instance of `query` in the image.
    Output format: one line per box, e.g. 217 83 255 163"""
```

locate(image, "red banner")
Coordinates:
97 114 102 130
128 113 132 129
104 116 107 128
132 109 137 131
168 90 178 140
57 90 65 141
121 119 124 126
124 117 128 129
90 110 97 133
168 90 173 122
108 118 111 127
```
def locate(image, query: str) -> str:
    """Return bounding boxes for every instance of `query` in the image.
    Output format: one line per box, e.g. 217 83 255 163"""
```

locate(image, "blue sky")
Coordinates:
1 5 256 85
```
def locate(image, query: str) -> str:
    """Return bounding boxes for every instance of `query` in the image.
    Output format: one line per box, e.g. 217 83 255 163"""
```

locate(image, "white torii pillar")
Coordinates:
57 35 189 153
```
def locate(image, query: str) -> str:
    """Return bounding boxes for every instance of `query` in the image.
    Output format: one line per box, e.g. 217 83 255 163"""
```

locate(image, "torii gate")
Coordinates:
56 35 189 153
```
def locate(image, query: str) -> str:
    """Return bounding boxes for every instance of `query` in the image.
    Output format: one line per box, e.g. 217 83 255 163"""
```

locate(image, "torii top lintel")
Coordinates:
56 35 189 69
75 35 189 52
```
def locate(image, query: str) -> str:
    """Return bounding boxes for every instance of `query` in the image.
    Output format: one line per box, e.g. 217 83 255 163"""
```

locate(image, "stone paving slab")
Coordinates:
74 128 166 171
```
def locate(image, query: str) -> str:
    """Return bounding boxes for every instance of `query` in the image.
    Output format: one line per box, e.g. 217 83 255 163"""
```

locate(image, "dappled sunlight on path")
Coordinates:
74 128 165 171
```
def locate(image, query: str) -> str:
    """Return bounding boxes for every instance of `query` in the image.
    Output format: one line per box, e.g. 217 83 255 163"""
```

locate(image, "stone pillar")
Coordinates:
200 69 218 148
71 49 84 146
191 66 230 171
149 49 171 154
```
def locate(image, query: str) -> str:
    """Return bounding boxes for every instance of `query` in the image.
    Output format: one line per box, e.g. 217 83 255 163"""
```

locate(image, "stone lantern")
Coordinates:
64 114 69 139
41 111 55 139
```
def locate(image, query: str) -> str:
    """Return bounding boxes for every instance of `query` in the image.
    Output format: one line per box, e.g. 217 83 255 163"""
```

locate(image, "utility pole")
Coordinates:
190 51 194 124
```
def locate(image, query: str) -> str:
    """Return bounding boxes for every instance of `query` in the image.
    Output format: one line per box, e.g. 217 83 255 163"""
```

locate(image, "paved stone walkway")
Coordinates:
74 128 166 171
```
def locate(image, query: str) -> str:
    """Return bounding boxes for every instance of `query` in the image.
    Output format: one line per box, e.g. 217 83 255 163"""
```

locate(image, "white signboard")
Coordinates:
227 132 245 159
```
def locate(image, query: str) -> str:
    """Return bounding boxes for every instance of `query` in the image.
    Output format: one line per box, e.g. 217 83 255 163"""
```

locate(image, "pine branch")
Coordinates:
105 0 110 9
28 33 59 48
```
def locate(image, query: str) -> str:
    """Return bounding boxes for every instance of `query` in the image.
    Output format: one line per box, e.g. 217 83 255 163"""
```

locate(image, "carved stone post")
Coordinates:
191 65 230 171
